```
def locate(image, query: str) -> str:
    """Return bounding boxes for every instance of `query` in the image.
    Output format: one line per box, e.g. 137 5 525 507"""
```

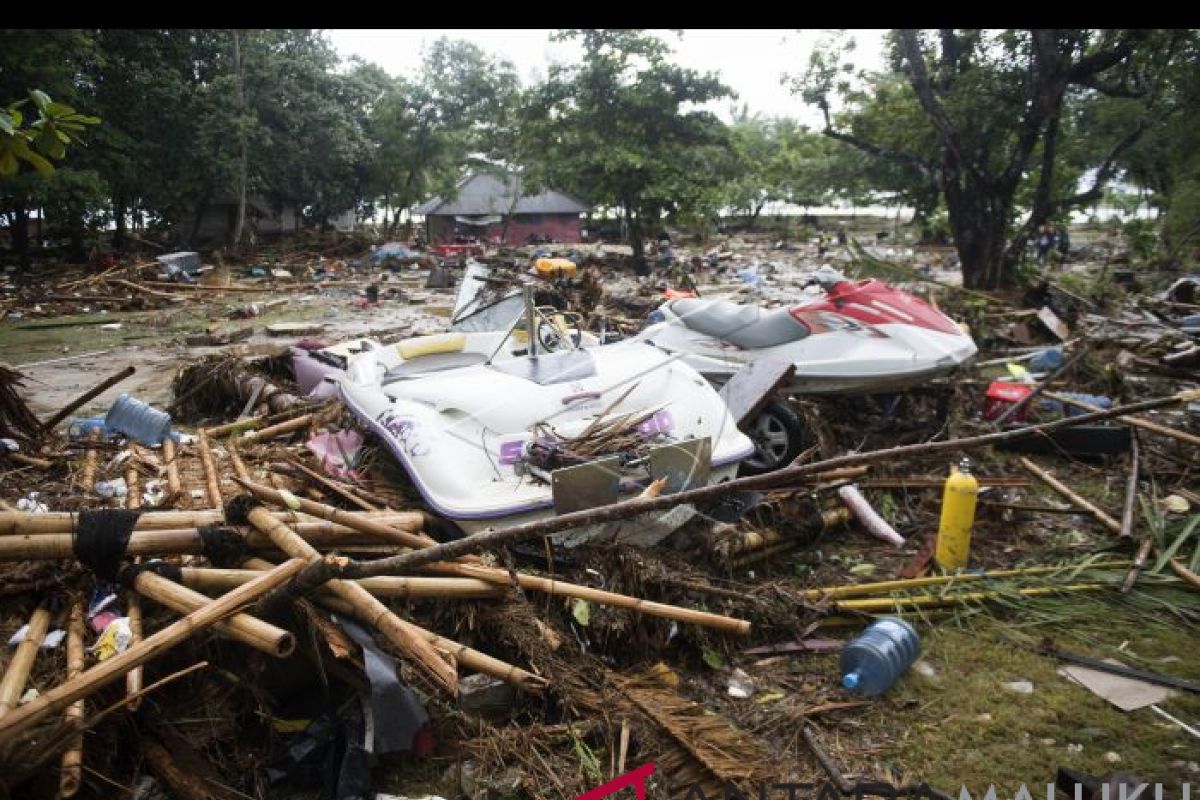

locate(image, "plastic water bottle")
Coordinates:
840 618 921 697
104 394 172 446
1028 347 1065 372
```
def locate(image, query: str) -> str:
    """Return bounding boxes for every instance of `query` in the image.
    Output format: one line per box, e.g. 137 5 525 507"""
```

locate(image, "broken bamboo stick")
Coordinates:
234 482 439 549
232 483 753 633
805 560 1131 600
239 558 543 692
836 484 905 547
181 566 503 600
330 390 1200 580
240 414 313 442
1168 559 1200 590
196 431 222 508
1120 434 1141 540
79 428 100 492
1121 538 1154 594
0 508 423 535
237 504 458 695
126 470 144 708
834 583 1106 612
282 458 375 512
0 606 51 717
0 558 307 746
39 365 137 435
162 437 182 499
0 525 400 561
1019 457 1122 534
132 569 295 656
1045 391 1200 448
226 441 252 482
59 600 85 798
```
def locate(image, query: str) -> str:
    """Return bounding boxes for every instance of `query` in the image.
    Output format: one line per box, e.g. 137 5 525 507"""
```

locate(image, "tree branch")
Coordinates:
1052 115 1149 212
898 30 964 164
819 126 935 178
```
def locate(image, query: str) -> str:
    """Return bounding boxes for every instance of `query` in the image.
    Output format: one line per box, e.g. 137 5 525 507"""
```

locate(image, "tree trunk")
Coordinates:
749 201 765 230
113 195 127 251
230 29 248 254
625 202 647 275
946 184 1011 289
11 201 30 270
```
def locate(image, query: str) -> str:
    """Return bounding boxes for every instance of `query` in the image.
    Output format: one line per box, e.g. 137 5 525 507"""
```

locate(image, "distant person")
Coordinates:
1055 224 1070 261
1035 225 1054 265
836 227 847 246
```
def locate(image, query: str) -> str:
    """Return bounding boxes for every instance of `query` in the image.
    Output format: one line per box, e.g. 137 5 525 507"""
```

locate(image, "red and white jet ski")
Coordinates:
634 266 977 470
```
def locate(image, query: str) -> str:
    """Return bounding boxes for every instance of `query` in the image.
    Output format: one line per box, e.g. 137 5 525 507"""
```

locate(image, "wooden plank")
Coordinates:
718 358 795 427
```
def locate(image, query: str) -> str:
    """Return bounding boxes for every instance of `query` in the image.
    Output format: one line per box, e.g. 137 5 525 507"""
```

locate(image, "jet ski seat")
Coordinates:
669 298 809 349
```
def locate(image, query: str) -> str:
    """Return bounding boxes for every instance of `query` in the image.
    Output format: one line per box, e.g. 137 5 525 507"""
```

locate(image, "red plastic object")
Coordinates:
430 243 484 258
983 380 1034 422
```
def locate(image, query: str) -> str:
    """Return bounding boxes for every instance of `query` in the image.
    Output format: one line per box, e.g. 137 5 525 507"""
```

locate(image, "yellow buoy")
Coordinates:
935 460 979 571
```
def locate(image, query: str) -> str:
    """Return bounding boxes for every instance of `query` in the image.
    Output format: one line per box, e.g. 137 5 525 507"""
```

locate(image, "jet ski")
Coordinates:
636 266 976 394
633 266 977 471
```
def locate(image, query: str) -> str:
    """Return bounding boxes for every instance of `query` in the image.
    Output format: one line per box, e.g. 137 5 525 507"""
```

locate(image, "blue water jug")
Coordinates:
840 617 921 697
104 394 172 446
1028 347 1065 372
67 417 110 440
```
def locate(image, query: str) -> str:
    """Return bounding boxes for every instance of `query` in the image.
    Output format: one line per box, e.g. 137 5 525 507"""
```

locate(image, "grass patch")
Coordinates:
862 597 1200 792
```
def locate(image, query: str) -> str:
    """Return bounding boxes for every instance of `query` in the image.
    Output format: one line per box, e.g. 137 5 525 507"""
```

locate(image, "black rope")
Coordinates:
198 524 249 568
223 494 260 526
118 559 183 588
73 509 142 581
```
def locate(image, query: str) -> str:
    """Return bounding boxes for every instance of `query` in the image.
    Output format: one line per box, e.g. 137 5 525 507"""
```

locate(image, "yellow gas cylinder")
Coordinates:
534 257 577 278
935 459 979 571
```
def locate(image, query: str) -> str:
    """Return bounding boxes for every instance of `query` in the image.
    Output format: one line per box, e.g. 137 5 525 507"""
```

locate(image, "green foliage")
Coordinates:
520 30 734 258
0 90 99 177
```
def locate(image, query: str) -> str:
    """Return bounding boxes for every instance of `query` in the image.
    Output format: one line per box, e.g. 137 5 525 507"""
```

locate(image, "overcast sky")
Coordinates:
325 29 887 127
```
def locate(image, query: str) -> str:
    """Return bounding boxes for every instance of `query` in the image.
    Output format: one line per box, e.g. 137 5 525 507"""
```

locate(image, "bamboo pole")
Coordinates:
226 442 251 482
233 483 753 633
2 452 53 469
0 508 424 535
182 566 503 600
1122 539 1154 594
283 458 375 511
0 606 51 717
1019 457 1122 533
1045 391 1200 448
196 431 222 508
331 390 1200 579
59 600 85 798
240 505 458 696
125 467 144 706
162 437 182 498
451 562 751 635
40 365 136 434
1169 559 1200 590
834 583 1106 612
235 481 439 549
804 560 1131 600
0 525 403 561
0 558 307 746
1120 434 1140 540
240 414 312 442
239 558 544 692
79 428 100 491
133 569 295 656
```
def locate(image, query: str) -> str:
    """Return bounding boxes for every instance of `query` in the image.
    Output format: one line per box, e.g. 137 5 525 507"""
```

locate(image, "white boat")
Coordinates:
308 330 753 534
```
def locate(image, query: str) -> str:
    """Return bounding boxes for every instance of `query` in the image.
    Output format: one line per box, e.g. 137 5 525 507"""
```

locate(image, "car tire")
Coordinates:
739 398 810 475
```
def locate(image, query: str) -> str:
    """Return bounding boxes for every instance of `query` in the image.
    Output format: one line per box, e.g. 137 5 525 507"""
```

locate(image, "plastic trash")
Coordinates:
1028 347 1065 372
156 251 201 282
67 416 110 440
372 242 416 264
840 617 921 697
1038 392 1112 418
91 617 133 661
16 492 48 513
105 393 172 446
95 477 128 499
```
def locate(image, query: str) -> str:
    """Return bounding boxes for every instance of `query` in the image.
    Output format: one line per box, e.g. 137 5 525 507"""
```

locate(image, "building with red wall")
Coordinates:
414 173 589 245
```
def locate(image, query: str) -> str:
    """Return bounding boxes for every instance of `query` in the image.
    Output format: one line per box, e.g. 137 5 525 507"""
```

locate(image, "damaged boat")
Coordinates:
294 319 754 535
